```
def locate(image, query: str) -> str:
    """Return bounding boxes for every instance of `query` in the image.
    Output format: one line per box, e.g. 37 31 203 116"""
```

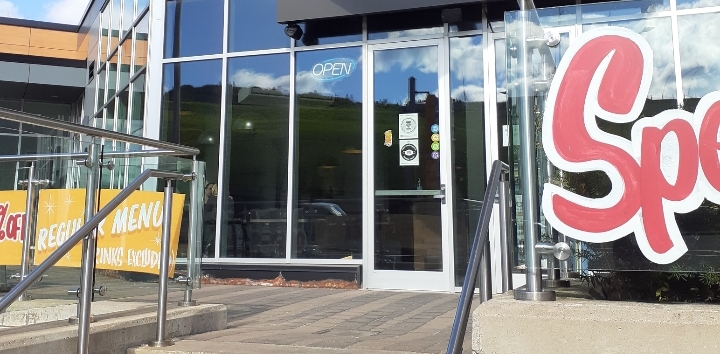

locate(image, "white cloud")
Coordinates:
450 37 484 82
230 68 335 96
43 0 88 25
375 46 437 74
0 0 22 18
451 85 484 102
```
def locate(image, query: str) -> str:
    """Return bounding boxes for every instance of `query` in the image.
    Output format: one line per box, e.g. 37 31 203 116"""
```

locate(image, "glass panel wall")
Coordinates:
228 0 289 52
219 54 290 258
450 35 487 286
292 47 363 260
165 0 224 58
161 59 223 256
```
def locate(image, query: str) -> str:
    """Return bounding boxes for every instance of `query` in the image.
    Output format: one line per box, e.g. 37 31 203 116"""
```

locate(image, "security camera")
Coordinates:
284 23 303 40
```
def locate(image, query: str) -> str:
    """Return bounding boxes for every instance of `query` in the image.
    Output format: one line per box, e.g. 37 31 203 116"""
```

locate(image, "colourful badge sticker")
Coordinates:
431 124 439 134
431 151 440 160
431 142 440 151
384 130 393 147
431 133 440 142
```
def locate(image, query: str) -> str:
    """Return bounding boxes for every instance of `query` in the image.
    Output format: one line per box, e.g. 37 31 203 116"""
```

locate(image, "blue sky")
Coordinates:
0 0 89 25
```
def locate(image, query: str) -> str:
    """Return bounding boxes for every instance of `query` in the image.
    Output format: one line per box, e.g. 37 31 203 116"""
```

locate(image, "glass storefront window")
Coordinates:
228 0 289 52
450 35 487 286
137 0 149 14
581 0 670 20
165 0 224 58
676 0 720 9
161 59 223 256
220 54 290 258
293 47 363 260
107 53 119 99
96 69 106 112
134 14 148 73
110 0 122 51
678 12 720 110
101 9 110 62
296 18 363 47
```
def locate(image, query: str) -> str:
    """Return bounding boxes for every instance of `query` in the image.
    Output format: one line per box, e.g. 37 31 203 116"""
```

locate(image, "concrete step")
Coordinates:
129 340 428 354
0 303 226 354
0 299 152 327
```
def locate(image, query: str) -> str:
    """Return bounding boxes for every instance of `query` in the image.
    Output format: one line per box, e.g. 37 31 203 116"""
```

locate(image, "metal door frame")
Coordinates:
363 38 455 292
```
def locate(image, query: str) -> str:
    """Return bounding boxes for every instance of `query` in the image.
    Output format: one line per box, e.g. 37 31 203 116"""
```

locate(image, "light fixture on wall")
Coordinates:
196 131 217 145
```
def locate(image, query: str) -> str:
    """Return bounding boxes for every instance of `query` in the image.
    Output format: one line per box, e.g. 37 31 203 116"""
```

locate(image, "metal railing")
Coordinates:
0 107 202 354
446 160 572 354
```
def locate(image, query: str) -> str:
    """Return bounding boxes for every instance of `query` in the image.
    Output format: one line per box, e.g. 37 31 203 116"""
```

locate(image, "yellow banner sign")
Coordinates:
0 191 29 266
33 189 185 276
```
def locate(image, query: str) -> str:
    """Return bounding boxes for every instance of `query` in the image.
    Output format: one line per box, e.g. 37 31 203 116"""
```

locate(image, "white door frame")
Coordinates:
363 38 455 292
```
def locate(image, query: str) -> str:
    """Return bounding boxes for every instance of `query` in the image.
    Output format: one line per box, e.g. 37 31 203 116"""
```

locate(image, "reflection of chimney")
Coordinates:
408 76 416 111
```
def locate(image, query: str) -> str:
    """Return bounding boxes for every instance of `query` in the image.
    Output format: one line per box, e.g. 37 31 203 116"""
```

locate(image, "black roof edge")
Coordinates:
0 53 86 68
0 17 78 32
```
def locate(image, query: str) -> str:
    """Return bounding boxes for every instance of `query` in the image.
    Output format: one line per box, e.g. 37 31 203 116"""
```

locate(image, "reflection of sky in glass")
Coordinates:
162 59 222 93
450 36 484 102
296 47 362 100
374 46 438 105
164 0 224 58
229 0 290 52
676 0 720 9
581 0 669 20
228 54 290 92
678 12 720 99
585 18 676 100
495 39 507 102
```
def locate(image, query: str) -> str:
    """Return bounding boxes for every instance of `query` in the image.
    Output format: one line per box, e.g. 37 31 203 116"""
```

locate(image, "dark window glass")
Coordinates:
161 60 223 256
450 36 486 286
368 9 443 40
293 47 363 260
220 54 290 258
130 73 145 136
296 17 362 47
96 69 106 112
228 0 289 52
165 0 223 58
107 53 118 99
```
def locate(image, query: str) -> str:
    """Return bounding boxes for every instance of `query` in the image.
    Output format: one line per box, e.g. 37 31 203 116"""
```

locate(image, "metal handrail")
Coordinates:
446 160 512 354
0 149 191 163
0 107 199 156
0 168 192 314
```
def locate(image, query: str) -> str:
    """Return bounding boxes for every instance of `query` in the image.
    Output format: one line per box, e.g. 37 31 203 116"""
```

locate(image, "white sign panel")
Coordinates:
398 113 419 140
399 139 419 166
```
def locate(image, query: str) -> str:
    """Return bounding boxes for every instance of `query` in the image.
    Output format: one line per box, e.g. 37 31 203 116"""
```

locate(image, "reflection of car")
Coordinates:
299 202 347 217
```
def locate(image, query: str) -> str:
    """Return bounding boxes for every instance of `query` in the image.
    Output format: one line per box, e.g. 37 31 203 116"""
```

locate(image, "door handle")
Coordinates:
433 184 446 204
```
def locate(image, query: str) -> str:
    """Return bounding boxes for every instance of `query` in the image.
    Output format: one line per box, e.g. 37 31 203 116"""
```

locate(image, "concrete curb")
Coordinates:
0 304 227 354
472 292 720 354
129 340 428 354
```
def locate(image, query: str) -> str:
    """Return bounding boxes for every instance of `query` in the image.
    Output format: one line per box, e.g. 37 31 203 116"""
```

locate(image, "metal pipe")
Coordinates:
517 0 542 294
545 159 559 282
77 141 100 354
446 161 506 354
18 163 38 301
151 179 174 347
479 240 492 303
179 160 200 307
0 149 193 163
0 107 199 156
498 171 512 293
0 169 190 314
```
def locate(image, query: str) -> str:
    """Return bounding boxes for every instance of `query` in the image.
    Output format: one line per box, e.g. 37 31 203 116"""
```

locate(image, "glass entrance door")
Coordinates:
366 40 452 291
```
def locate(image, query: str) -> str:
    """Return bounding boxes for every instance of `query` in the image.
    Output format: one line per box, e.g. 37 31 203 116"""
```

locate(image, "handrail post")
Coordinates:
498 171 513 293
479 239 492 302
16 162 47 301
178 160 199 307
150 179 175 347
77 139 100 354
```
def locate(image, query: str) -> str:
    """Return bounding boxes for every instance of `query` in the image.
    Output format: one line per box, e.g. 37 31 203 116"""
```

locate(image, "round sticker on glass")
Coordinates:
431 142 440 151
430 124 439 134
431 133 439 142
431 151 440 160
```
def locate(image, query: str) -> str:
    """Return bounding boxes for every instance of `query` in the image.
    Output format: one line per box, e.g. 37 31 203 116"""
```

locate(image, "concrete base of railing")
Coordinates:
0 303 226 354
473 291 720 353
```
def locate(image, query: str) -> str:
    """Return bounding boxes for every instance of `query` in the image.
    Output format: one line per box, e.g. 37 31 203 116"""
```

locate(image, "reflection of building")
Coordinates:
2 0 720 293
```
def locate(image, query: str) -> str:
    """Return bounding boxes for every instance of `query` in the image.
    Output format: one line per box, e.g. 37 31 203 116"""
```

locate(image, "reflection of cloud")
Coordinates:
375 46 437 74
450 37 483 81
385 28 443 39
677 12 720 99
232 69 290 91
451 85 484 102
231 69 338 96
